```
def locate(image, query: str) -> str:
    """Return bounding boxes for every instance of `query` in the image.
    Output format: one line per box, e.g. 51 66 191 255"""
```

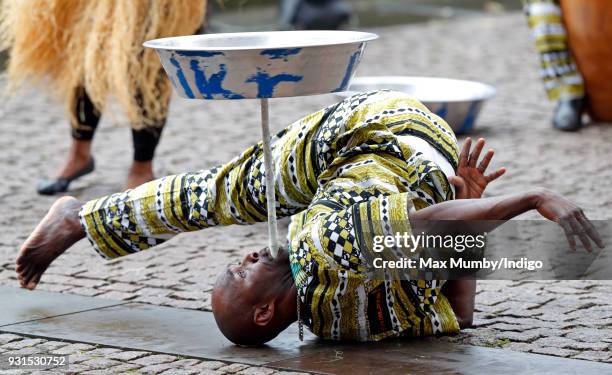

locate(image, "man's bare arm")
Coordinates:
409 188 604 251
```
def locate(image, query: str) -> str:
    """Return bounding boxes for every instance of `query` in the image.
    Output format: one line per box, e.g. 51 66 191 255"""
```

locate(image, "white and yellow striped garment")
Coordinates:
80 90 461 341
523 0 585 101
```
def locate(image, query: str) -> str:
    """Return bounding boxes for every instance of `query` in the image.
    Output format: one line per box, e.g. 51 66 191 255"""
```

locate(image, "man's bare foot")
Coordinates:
125 160 155 189
16 197 85 290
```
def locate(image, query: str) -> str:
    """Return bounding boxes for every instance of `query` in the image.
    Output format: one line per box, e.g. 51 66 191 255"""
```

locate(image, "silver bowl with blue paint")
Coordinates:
336 76 496 134
144 31 378 99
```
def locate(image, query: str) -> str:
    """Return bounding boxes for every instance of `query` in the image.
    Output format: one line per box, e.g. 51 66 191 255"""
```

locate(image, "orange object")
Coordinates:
562 0 612 121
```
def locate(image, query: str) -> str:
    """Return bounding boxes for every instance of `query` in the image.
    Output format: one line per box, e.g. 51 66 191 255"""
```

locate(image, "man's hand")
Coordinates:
534 189 604 252
449 138 506 199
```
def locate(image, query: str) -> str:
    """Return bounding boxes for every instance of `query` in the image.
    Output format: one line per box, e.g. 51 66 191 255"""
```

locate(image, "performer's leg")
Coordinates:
127 127 162 188
125 70 170 189
37 87 98 195
522 0 585 131
126 119 165 189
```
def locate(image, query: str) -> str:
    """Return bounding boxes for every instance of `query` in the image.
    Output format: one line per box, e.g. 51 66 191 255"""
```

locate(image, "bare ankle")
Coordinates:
59 197 86 240
129 160 153 175
70 139 93 159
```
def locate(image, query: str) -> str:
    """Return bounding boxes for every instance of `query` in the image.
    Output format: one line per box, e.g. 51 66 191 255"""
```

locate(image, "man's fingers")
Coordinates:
485 167 506 182
560 220 577 251
459 138 471 168
568 217 592 252
468 138 485 168
577 212 604 249
478 149 494 172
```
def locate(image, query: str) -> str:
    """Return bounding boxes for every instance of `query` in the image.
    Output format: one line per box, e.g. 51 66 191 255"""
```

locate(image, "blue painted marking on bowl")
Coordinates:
246 69 303 98
435 103 448 119
333 49 361 93
260 48 302 60
169 56 195 99
176 50 225 57
190 60 244 99
456 102 480 134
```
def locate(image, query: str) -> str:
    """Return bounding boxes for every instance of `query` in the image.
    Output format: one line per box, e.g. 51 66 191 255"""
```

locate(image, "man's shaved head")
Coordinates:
211 247 297 346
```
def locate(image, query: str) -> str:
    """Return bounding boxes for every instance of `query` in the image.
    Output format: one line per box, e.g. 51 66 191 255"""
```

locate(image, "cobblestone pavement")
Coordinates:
1 11 611 370
0 333 308 374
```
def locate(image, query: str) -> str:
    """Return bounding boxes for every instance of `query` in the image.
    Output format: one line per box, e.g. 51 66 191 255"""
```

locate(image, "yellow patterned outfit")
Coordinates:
522 0 585 101
80 90 461 341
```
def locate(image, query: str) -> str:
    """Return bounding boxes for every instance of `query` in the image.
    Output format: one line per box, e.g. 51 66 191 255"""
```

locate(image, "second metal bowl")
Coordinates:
336 76 496 134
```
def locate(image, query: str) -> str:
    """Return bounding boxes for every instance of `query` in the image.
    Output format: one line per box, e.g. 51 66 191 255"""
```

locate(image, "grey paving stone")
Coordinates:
571 351 612 362
80 357 123 369
63 364 94 374
139 363 179 374
133 354 180 366
52 343 97 355
496 330 544 343
107 350 151 361
190 360 227 370
2 338 45 350
35 340 70 352
218 363 251 373
86 348 122 357
533 337 582 349
159 369 201 375
0 333 23 344
565 328 612 343
188 370 225 375
171 358 202 367
3 346 45 356
99 282 144 293
81 370 119 375
108 363 142 372
237 367 277 375
530 347 580 358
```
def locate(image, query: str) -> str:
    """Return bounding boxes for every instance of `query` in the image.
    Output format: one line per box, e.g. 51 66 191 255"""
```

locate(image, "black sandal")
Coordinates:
37 158 95 195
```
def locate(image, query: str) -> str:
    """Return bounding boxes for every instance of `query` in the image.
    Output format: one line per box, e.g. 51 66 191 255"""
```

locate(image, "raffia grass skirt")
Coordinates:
0 0 206 128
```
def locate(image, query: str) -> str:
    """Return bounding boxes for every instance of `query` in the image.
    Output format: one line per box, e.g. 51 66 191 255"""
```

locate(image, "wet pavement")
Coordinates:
2 287 610 374
1 10 612 374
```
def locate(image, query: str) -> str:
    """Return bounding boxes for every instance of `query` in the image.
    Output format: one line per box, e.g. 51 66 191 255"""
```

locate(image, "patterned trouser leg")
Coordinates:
79 91 457 261
522 0 585 101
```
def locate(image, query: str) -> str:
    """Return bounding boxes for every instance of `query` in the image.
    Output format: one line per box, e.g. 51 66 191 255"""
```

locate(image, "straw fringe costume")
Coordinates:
522 0 585 101
0 0 206 140
79 90 461 341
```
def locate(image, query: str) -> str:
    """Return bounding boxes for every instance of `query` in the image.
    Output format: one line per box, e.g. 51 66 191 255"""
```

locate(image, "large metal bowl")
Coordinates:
144 31 378 99
336 76 496 134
